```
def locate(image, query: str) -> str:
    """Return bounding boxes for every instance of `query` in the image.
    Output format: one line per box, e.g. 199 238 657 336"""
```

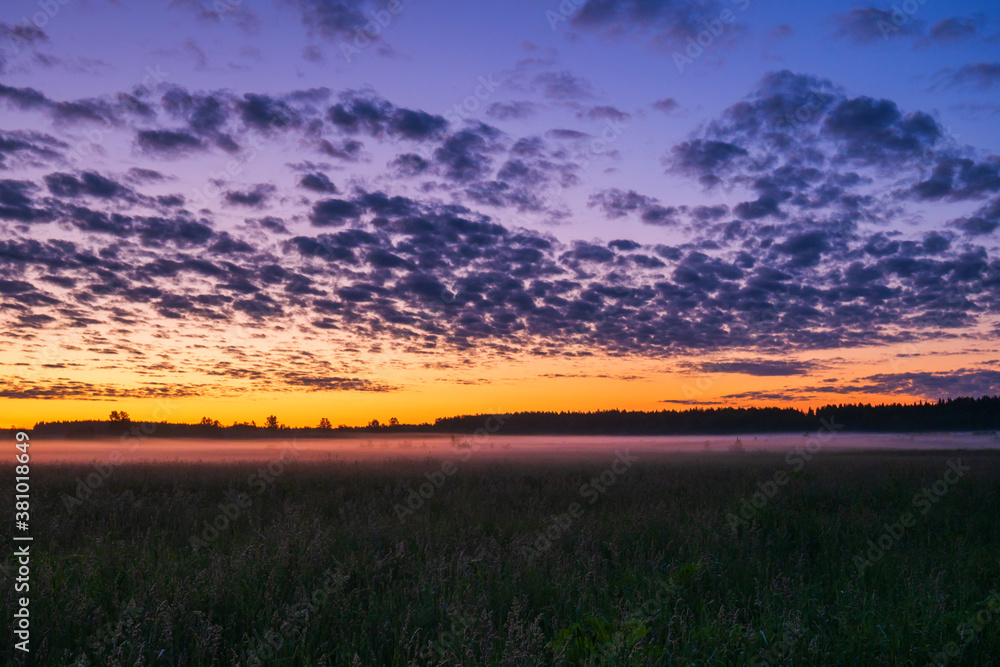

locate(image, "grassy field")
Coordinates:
7 449 1000 665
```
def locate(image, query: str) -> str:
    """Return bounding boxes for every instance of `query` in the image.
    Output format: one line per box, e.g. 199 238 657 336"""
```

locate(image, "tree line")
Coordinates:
431 396 1000 435
11 396 999 439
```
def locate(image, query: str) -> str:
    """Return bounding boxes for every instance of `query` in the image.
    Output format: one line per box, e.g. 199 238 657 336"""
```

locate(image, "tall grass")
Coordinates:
5 451 1000 665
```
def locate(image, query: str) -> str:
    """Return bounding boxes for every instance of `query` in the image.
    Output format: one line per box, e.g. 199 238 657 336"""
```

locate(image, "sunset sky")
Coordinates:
1 0 998 427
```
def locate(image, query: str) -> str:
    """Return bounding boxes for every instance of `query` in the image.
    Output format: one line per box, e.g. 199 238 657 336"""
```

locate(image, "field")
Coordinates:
8 448 1000 665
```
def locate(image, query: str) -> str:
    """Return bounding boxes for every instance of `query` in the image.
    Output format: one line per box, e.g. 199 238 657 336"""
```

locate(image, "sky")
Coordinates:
0 0 998 428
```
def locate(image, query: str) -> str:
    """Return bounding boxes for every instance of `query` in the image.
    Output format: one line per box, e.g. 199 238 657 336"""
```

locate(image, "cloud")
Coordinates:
433 123 503 183
768 24 794 41
829 7 925 44
183 37 209 70
302 44 325 62
0 130 65 169
486 101 541 120
912 157 1000 201
921 16 984 45
285 0 380 42
0 22 48 47
578 105 630 122
52 98 119 125
0 179 52 223
3 71 999 375
168 0 261 32
668 139 748 186
935 62 1000 91
651 97 679 114
136 129 207 155
309 198 362 226
44 171 127 199
299 172 338 193
3 185 998 360
0 83 51 110
822 97 942 163
588 188 658 218
545 128 590 141
852 369 1000 400
256 216 290 234
389 152 430 177
697 359 815 376
223 184 276 208
661 68 966 240
532 71 595 102
239 93 300 131
0 371 391 398
0 22 49 73
566 0 734 49
328 91 448 140
951 197 1000 237
318 138 365 161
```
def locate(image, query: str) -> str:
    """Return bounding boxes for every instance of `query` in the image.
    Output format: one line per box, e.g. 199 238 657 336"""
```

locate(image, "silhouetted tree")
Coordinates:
265 415 279 430
318 417 332 430
389 417 399 427
367 419 381 429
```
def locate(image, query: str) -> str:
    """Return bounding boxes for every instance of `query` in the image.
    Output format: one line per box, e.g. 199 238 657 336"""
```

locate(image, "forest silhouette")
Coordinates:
17 396 1000 439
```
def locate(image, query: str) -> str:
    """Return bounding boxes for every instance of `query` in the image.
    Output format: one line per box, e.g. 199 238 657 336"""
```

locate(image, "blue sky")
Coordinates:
6 0 997 242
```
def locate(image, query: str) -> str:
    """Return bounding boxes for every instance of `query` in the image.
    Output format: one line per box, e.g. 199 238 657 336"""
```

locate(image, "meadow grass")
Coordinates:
6 449 1000 665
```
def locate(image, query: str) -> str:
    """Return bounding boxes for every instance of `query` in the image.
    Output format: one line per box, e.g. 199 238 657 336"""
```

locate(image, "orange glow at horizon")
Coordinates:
3 335 991 429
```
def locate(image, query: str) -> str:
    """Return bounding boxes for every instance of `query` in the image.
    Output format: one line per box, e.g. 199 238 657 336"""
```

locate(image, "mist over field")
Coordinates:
10 432 1000 464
